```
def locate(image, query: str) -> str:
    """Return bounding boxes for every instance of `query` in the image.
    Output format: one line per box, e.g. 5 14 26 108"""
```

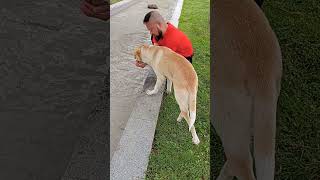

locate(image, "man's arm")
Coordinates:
80 0 109 21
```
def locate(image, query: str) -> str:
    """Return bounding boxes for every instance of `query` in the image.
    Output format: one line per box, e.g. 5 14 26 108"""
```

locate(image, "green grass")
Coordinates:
145 0 210 179
211 0 320 180
110 0 122 4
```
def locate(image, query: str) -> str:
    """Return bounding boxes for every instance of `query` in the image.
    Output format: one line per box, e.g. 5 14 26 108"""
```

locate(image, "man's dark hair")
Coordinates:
143 11 153 23
143 11 165 25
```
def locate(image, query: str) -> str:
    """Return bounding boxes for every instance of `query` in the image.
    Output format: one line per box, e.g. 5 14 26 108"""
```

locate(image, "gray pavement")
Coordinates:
0 1 108 179
110 0 181 179
109 0 176 159
0 0 182 179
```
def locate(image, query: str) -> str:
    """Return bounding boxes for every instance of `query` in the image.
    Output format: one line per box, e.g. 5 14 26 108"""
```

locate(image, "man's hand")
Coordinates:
80 0 109 21
135 61 147 68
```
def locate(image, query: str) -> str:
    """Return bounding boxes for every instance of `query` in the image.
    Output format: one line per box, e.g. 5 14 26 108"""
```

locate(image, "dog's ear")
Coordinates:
134 47 142 61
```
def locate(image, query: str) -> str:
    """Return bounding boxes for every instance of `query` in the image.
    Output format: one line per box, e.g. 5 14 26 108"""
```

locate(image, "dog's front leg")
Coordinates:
146 75 165 95
166 79 172 94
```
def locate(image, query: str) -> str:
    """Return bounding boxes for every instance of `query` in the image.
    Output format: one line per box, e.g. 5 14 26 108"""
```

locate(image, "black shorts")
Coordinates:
185 56 193 64
255 0 264 7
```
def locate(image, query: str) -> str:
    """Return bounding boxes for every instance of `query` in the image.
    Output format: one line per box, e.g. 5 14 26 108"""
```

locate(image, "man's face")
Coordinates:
145 22 162 36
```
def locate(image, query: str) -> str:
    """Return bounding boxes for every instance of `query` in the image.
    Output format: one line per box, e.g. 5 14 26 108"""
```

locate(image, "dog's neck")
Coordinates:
141 46 157 66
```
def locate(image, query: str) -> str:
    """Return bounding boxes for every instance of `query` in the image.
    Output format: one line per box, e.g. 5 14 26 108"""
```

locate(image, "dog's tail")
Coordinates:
253 90 279 180
188 89 197 132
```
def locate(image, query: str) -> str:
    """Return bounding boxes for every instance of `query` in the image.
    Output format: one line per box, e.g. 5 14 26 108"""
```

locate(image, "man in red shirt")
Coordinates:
136 11 194 68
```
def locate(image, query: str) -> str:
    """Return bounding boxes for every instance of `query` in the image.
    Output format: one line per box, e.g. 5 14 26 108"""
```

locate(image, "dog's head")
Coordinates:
134 44 150 63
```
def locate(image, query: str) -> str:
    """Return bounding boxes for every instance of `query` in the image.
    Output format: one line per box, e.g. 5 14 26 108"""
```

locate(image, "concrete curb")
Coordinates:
110 0 185 179
110 0 139 17
110 76 164 180
170 0 184 27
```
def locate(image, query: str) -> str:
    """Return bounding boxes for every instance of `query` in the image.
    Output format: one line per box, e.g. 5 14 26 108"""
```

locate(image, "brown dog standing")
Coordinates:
212 0 282 179
134 45 200 145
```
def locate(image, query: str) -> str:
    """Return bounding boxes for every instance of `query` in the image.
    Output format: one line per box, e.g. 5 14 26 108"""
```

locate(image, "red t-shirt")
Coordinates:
151 23 193 57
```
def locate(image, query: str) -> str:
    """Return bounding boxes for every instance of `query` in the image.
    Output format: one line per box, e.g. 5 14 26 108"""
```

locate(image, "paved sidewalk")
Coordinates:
110 0 182 179
110 0 176 159
0 1 107 179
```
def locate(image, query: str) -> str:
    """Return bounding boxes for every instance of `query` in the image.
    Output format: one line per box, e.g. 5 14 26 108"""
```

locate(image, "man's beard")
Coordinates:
155 30 163 41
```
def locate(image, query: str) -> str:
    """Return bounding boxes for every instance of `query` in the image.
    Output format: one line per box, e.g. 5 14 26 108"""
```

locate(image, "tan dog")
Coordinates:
212 0 282 180
134 45 200 144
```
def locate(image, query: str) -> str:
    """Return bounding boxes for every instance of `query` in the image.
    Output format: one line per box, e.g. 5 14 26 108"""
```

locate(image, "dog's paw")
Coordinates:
177 116 182 122
166 89 172 94
192 137 200 145
146 90 155 95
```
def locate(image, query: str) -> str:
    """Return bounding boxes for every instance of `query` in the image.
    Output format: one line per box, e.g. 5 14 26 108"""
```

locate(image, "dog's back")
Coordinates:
212 0 282 179
154 46 198 91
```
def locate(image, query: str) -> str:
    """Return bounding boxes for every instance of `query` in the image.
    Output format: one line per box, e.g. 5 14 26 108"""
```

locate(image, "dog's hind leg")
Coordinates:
188 91 197 131
166 79 173 94
253 93 278 180
218 138 256 180
213 88 255 180
221 151 256 180
174 89 200 144
216 160 234 180
218 131 255 180
174 89 189 123
177 112 183 122
180 111 200 145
